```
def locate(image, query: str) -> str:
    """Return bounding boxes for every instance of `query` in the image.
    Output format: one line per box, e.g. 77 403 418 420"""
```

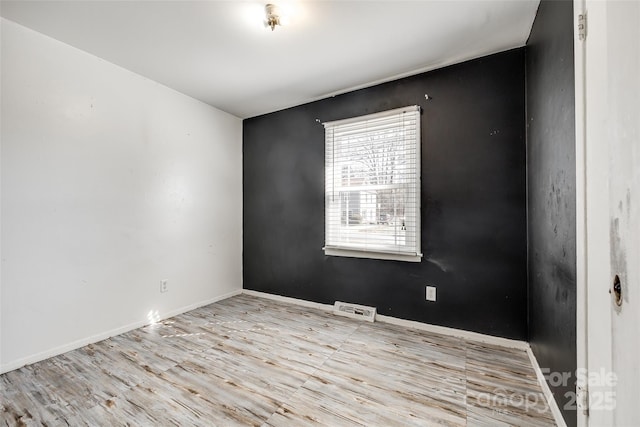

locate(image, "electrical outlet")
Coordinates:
426 286 436 302
160 279 168 293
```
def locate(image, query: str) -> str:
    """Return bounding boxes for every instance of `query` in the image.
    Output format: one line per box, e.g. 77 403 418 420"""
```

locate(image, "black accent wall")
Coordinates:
244 49 527 340
526 1 577 426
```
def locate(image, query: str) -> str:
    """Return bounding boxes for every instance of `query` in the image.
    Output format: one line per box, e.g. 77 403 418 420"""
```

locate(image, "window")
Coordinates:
324 105 422 262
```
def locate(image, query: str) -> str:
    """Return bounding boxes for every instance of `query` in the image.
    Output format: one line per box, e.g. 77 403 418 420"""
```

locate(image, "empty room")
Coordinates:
1 0 638 426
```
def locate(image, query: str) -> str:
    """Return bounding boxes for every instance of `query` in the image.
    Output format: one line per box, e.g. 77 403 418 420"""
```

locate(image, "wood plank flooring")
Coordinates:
1 294 556 426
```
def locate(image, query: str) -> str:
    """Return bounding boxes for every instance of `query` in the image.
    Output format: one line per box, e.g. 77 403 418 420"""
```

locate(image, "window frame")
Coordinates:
323 105 422 262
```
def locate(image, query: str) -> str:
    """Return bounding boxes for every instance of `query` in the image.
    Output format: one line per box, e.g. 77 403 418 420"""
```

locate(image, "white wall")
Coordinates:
0 18 243 372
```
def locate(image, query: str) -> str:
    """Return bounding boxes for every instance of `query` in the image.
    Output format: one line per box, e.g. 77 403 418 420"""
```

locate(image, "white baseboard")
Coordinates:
526 347 568 427
0 289 242 374
242 289 334 312
243 289 567 424
2 286 566 427
242 289 528 350
375 314 529 350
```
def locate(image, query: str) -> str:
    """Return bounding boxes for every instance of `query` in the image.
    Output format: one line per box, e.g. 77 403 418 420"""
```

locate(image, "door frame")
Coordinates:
573 2 588 427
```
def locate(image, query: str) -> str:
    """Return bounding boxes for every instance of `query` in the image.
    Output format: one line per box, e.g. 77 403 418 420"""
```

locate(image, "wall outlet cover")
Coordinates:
426 286 436 302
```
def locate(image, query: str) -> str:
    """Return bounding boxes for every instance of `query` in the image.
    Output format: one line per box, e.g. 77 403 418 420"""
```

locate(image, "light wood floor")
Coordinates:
1 294 556 426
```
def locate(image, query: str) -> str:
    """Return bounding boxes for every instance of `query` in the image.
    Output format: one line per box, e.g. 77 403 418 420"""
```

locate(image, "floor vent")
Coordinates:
333 301 376 322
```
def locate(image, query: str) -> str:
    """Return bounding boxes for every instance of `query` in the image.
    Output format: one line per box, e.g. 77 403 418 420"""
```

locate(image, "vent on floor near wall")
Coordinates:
333 301 377 322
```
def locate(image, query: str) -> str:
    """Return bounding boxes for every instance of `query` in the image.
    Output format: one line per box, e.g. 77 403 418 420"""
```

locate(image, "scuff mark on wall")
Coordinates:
424 257 451 273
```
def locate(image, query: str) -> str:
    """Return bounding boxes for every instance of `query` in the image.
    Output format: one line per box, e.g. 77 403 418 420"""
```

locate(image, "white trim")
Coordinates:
324 106 421 263
243 289 528 350
3 286 563 426
0 289 242 374
243 290 567 422
324 247 422 262
242 289 334 312
375 314 529 350
573 1 589 427
526 347 569 427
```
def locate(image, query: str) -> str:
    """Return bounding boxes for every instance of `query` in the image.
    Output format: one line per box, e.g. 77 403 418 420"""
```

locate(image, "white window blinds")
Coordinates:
324 105 422 262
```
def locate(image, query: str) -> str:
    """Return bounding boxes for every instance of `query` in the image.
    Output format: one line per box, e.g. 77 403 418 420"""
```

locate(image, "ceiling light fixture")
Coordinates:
265 4 281 31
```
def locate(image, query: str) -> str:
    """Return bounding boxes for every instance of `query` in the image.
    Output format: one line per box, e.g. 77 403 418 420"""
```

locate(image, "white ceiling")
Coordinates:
0 0 539 118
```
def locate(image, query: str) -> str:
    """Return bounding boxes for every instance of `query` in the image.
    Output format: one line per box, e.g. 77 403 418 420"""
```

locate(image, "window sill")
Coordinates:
323 247 422 263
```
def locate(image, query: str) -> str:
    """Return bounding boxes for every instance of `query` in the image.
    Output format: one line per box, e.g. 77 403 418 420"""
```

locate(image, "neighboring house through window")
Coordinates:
324 105 422 262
